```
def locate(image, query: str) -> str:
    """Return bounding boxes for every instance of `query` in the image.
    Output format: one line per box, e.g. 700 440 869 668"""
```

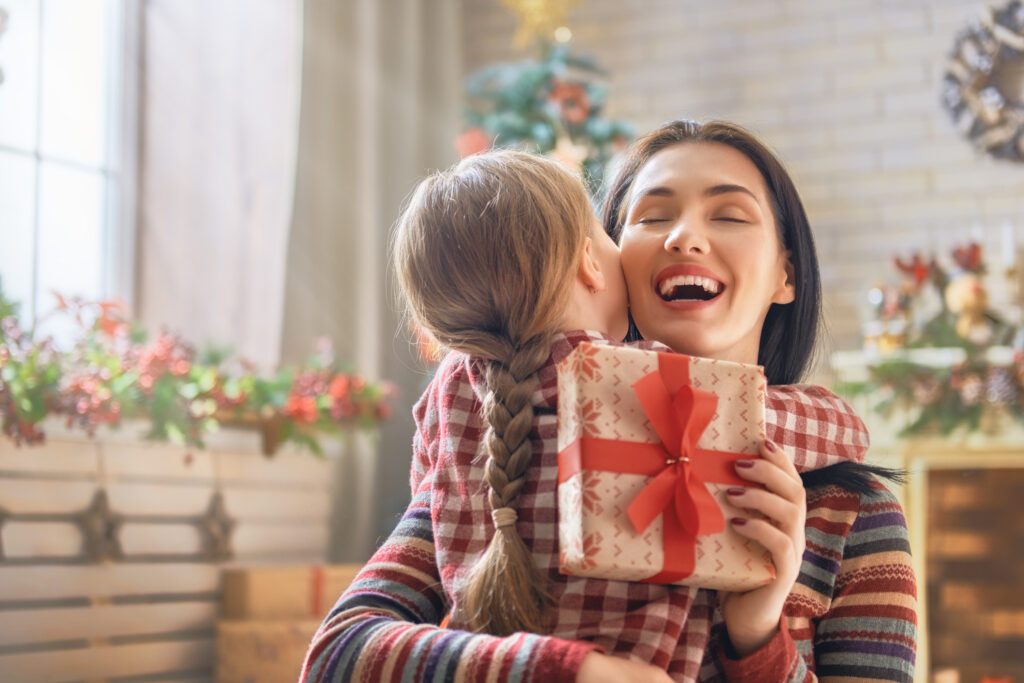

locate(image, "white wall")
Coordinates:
462 0 1024 366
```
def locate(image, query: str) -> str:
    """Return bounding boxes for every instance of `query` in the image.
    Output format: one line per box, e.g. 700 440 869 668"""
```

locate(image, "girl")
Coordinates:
299 149 875 683
603 120 917 681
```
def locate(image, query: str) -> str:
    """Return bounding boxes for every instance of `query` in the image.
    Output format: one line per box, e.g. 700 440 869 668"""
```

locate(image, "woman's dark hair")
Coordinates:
604 120 906 491
602 120 821 385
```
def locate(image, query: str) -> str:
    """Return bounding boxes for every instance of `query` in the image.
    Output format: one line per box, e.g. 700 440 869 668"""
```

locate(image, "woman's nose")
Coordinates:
663 218 709 255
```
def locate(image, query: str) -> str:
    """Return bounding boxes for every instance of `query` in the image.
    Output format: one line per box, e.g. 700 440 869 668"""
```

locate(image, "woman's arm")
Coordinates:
298 480 599 682
710 482 917 682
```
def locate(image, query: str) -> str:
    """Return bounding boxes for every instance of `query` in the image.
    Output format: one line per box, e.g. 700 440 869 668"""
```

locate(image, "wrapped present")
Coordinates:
557 342 775 591
221 564 362 619
216 618 321 683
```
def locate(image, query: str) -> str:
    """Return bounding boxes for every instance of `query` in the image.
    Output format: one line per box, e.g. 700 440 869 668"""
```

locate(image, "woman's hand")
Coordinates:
718 439 806 657
576 652 673 682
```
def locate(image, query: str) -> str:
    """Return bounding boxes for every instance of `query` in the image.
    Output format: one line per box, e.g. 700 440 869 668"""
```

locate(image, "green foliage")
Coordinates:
0 281 394 455
461 44 634 196
838 244 1024 437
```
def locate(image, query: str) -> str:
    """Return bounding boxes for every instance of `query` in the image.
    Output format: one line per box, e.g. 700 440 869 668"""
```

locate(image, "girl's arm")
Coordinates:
710 482 918 682
765 385 870 471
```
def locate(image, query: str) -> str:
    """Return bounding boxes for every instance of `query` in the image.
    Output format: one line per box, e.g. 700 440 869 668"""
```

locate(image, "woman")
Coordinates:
602 120 917 681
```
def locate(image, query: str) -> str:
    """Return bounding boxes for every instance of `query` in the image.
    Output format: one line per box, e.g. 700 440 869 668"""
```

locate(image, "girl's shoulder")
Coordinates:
412 351 480 423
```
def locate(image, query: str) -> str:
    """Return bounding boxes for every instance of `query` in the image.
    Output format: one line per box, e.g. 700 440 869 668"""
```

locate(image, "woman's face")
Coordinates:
619 142 795 364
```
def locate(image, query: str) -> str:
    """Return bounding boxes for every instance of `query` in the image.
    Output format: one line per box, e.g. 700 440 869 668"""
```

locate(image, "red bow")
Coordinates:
626 374 725 538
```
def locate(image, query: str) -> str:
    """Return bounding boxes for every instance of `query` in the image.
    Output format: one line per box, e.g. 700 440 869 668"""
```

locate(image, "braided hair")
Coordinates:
393 151 595 634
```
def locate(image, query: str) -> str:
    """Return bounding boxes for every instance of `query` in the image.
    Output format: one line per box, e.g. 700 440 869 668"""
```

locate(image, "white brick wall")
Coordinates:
461 0 1024 371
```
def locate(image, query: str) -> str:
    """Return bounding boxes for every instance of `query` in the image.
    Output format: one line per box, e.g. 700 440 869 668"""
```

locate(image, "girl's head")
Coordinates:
602 120 820 384
396 149 624 359
394 149 619 635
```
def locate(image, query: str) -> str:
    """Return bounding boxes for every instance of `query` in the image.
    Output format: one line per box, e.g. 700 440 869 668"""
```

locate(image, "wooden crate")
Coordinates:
0 420 337 683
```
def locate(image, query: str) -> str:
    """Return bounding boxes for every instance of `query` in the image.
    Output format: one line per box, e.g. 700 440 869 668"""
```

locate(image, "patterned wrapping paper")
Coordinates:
556 342 775 591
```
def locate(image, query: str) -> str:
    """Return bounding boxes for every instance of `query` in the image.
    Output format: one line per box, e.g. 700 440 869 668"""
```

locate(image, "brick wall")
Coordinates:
462 0 1024 365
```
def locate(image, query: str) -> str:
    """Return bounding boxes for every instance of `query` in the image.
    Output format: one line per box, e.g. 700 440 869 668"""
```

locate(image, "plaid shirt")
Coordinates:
300 330 869 683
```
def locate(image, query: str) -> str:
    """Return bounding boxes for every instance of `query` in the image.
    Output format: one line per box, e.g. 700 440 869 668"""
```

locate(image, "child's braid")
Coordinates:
461 334 554 635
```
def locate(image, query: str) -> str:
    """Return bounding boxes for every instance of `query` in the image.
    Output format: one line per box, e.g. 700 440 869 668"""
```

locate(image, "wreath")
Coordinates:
941 1 1024 162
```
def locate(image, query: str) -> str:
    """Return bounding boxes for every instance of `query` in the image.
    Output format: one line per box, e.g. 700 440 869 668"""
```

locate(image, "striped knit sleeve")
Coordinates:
712 483 917 682
298 481 598 682
811 483 917 682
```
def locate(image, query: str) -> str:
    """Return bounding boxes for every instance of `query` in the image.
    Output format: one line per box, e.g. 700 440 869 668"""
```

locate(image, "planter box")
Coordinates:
0 418 368 683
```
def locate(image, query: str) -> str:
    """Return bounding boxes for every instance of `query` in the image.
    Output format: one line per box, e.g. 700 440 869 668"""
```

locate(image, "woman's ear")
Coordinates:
773 251 796 305
577 237 607 293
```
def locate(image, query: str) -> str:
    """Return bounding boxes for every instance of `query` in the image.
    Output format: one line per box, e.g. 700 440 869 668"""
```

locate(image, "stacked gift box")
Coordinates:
216 564 362 683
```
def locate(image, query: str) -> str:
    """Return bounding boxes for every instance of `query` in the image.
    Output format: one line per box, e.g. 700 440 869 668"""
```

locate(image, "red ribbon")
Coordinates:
558 352 751 583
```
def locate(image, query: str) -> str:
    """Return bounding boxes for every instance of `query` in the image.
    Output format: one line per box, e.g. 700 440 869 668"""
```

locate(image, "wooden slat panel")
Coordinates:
120 523 203 556
232 522 328 557
0 564 220 601
196 426 262 453
0 479 97 514
103 443 215 482
107 482 214 516
222 487 329 521
274 439 344 460
0 439 100 477
0 638 214 683
0 601 218 646
215 451 328 486
1 522 81 558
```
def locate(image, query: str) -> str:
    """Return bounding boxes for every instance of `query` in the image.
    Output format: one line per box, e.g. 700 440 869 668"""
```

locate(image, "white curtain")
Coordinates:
137 0 461 560
281 0 461 558
138 0 301 369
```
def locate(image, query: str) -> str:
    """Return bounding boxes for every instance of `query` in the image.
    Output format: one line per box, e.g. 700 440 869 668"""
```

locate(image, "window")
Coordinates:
0 0 136 340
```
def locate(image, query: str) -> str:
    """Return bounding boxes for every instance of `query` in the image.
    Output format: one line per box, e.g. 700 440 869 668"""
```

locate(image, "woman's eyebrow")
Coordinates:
704 184 757 199
627 185 674 213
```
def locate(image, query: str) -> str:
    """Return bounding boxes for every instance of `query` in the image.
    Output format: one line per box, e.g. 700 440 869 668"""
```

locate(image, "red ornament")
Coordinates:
548 79 591 125
455 127 492 158
952 242 983 272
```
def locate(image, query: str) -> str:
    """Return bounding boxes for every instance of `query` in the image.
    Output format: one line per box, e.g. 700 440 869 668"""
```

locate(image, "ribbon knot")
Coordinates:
625 366 726 540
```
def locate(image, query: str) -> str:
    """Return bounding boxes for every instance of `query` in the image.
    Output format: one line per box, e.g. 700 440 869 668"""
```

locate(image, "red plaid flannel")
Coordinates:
411 331 868 681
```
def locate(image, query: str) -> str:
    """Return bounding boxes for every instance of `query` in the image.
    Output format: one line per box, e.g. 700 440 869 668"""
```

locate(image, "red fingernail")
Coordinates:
726 487 746 496
765 440 778 452
736 460 755 468
731 517 747 526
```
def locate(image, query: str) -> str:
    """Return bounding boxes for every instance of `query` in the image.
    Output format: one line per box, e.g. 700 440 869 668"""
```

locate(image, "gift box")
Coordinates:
215 618 321 683
557 343 775 591
221 564 362 620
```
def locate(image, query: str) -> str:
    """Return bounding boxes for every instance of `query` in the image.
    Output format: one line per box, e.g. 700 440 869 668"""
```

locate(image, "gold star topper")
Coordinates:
501 0 582 48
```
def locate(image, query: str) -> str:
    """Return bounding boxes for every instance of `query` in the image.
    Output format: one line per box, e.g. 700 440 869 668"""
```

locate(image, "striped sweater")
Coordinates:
299 332 914 682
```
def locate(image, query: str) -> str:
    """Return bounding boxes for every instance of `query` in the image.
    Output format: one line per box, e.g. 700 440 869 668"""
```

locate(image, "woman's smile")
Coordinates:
654 263 725 309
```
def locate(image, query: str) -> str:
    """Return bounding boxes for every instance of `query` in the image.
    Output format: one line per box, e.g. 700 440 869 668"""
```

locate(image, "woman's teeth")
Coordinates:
658 274 722 301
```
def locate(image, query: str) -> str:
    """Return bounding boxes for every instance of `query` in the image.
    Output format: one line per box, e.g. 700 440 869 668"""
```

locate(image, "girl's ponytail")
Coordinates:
462 334 554 635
